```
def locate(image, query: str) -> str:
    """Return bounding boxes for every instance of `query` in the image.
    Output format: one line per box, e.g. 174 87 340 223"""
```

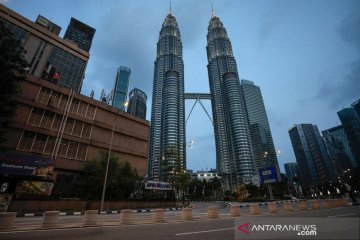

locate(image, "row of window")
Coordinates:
36 87 96 119
17 131 88 160
27 107 92 139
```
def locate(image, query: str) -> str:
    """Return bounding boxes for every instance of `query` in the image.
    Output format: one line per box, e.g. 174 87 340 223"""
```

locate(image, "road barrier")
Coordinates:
182 208 192 220
120 209 133 224
208 206 219 218
42 211 59 229
311 201 320 210
267 203 278 214
340 198 349 207
152 209 165 223
250 204 261 215
83 210 98 226
230 205 241 217
321 200 331 209
298 201 308 211
0 212 16 231
283 202 294 212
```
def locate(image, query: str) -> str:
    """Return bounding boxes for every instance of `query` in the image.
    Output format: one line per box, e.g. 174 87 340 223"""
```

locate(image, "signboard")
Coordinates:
0 152 54 177
15 181 54 195
259 166 279 185
145 181 172 190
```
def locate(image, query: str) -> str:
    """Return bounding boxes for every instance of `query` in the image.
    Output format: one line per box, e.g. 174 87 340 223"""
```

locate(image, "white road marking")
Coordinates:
175 227 235 236
328 213 358 218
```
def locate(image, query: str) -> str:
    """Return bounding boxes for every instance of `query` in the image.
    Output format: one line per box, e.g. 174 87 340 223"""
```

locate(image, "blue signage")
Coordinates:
259 166 279 185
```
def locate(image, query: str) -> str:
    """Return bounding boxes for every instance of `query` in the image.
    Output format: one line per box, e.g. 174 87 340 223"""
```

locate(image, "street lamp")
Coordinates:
100 102 128 212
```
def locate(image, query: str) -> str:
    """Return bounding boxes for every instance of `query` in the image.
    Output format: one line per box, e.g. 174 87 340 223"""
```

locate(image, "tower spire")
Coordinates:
211 1 216 17
169 1 173 15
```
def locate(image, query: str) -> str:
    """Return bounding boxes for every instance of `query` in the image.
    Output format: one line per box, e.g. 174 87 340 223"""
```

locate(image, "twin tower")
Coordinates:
148 10 254 190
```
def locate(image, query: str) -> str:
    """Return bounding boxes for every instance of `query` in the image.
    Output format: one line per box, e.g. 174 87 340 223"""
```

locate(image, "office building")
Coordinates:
0 75 149 197
338 105 360 166
0 5 93 93
284 162 300 195
206 11 254 189
63 17 95 52
322 125 357 176
289 124 335 189
112 66 131 111
127 88 147 119
241 80 279 173
148 10 186 181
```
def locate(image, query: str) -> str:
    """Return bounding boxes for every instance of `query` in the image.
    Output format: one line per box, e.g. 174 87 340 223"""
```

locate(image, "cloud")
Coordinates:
316 12 360 107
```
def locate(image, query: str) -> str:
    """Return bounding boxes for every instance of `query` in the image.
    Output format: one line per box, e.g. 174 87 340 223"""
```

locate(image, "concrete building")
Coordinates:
284 162 299 193
127 88 147 119
288 124 335 189
241 80 279 173
112 66 131 111
0 75 149 194
148 10 186 181
206 11 253 189
0 5 92 93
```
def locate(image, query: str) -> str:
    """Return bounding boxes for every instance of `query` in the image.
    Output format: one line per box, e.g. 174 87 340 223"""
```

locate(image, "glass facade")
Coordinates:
127 88 147 119
337 106 360 166
41 47 87 92
241 80 279 173
64 17 95 52
112 66 131 111
322 125 357 177
206 14 254 190
284 162 299 188
148 11 185 180
289 124 335 189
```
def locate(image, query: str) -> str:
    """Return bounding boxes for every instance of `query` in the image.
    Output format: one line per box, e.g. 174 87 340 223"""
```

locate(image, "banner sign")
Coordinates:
145 181 172 190
0 152 54 177
259 166 279 184
15 181 54 195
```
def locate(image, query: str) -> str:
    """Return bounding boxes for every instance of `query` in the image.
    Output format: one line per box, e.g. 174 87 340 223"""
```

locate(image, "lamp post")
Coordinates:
100 102 128 212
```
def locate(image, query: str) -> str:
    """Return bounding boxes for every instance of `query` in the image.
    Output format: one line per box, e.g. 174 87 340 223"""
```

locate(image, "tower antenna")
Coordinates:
169 1 173 14
211 1 216 17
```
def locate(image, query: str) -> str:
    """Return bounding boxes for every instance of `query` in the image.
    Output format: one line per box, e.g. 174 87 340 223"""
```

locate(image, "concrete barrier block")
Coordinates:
208 206 219 218
267 203 278 214
83 210 98 226
311 201 320 210
0 212 16 231
321 200 331 209
152 209 165 223
230 205 241 217
250 204 261 215
283 202 294 212
298 201 308 211
121 209 133 224
182 208 192 220
42 211 59 229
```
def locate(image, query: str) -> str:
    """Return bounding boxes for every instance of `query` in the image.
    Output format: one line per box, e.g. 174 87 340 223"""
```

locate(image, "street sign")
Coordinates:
259 166 279 185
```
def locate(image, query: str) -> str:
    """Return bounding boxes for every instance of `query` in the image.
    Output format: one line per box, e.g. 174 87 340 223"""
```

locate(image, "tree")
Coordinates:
58 152 139 201
0 23 28 142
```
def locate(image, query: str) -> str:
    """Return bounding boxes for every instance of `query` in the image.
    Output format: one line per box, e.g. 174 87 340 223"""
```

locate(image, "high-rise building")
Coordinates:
289 124 335 188
284 162 299 188
112 66 131 111
64 17 95 52
241 79 279 172
338 106 360 166
322 125 357 177
352 99 360 118
127 88 147 119
0 5 90 93
206 12 254 189
148 10 185 180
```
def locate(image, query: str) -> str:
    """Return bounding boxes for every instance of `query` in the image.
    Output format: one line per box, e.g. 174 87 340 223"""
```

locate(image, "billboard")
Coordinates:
0 152 54 177
259 166 279 185
145 181 172 190
15 181 54 195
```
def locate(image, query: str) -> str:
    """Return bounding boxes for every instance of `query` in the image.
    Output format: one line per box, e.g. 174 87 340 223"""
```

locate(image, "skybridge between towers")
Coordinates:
184 93 213 125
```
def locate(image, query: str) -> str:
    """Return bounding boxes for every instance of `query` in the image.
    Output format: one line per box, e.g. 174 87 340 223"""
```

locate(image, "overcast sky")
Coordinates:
3 0 359 173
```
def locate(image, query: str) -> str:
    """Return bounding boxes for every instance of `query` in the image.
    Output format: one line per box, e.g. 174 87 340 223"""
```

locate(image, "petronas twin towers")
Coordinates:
148 10 254 190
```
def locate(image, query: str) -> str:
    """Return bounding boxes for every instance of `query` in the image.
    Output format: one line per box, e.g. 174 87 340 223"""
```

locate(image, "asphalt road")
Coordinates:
1 203 359 240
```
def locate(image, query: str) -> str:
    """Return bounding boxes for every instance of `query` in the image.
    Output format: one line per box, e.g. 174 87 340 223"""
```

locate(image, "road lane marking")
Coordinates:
175 227 235 235
328 213 358 217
